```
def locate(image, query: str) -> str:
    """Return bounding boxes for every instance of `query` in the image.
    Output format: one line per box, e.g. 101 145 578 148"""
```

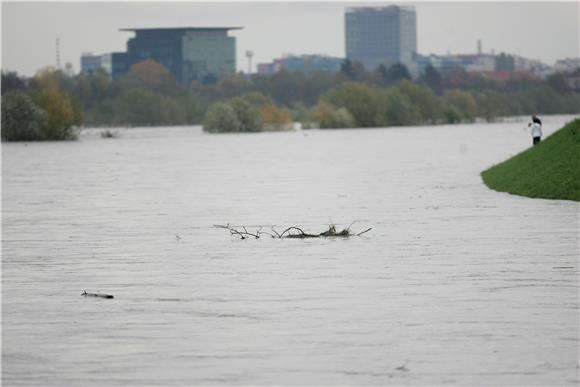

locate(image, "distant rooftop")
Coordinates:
120 27 243 32
346 6 415 12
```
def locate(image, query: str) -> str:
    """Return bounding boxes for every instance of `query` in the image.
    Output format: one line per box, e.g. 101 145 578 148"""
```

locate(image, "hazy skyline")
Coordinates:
1 1 578 76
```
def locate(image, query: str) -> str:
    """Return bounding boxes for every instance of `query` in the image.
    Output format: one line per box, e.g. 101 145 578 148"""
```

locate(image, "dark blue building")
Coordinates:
111 27 241 84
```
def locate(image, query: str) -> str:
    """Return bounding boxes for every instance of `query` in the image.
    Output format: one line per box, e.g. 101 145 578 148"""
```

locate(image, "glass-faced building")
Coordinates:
81 53 112 76
345 6 417 71
277 55 343 74
257 55 343 75
112 27 241 84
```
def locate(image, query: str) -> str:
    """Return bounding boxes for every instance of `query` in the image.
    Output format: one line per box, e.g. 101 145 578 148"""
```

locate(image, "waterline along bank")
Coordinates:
481 118 580 201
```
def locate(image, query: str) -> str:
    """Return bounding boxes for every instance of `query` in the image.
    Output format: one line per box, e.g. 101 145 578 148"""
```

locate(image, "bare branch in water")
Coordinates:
357 227 372 236
214 223 372 239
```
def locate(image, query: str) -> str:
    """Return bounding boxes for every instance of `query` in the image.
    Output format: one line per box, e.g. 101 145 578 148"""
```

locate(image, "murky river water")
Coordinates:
2 116 579 386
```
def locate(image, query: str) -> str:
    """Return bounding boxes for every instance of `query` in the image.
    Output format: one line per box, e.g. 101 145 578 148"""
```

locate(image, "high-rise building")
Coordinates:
345 6 417 71
111 27 241 84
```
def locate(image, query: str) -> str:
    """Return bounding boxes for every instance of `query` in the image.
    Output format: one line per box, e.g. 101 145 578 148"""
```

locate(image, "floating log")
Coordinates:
81 290 114 299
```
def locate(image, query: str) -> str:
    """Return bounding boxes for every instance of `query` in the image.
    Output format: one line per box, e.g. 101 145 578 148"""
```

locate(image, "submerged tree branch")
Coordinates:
214 223 372 239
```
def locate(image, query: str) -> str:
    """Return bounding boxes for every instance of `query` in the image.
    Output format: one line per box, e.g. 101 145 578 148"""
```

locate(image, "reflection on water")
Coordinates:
2 117 579 385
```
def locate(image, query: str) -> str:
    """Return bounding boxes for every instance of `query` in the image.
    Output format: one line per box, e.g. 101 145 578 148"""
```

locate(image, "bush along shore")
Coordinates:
481 118 580 201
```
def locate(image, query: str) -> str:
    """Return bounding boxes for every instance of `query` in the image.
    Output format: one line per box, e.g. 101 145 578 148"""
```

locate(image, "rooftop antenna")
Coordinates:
56 38 61 69
245 50 254 74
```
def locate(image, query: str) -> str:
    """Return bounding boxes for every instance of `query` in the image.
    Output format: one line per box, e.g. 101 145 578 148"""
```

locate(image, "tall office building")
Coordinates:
345 6 417 71
111 27 241 84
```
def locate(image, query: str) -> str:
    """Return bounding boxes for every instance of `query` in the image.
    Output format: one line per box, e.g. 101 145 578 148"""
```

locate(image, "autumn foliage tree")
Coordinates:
1 67 82 141
260 104 293 131
124 59 178 93
29 68 82 140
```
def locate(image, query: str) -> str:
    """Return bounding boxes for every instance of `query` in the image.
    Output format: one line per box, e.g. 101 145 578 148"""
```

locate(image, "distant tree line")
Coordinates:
2 59 579 139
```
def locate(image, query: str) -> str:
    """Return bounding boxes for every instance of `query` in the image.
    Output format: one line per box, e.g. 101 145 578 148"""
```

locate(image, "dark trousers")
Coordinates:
533 136 541 145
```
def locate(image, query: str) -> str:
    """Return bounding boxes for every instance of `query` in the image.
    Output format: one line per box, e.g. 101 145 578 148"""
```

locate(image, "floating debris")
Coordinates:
214 223 372 239
81 291 114 299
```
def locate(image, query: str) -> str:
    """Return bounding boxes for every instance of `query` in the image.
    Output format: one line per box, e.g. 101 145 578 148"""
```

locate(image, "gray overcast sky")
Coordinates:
1 1 578 76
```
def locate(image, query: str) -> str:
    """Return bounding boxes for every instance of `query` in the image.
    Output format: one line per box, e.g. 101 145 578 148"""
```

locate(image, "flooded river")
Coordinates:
2 116 578 385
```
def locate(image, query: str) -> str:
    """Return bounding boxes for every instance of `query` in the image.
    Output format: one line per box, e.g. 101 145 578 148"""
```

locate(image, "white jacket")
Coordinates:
530 122 542 138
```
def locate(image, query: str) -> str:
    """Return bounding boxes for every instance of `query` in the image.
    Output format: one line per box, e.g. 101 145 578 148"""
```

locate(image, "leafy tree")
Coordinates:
386 63 412 85
75 74 93 108
85 99 119 126
373 64 389 86
74 69 112 110
314 101 356 129
379 88 421 126
203 102 241 133
398 80 444 124
340 59 366 81
174 91 206 124
217 74 250 99
201 73 218 85
190 80 220 100
443 90 479 121
442 104 464 124
202 98 262 133
523 85 579 115
374 63 412 87
91 68 112 96
419 64 443 95
474 90 512 121
290 102 314 125
1 91 47 141
546 73 571 94
323 82 383 127
161 96 188 125
505 75 541 93
229 97 263 132
1 71 27 95
240 91 274 108
33 67 61 91
116 89 177 126
251 70 308 106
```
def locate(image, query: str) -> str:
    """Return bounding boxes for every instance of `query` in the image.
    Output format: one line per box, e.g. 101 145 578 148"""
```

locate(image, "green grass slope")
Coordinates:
481 118 580 201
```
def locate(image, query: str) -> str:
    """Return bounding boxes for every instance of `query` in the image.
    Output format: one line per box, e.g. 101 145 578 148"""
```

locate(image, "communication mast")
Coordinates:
56 38 61 69
245 50 254 75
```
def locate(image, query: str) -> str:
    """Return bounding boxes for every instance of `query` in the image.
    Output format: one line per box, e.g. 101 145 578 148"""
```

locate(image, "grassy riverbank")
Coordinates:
481 118 580 201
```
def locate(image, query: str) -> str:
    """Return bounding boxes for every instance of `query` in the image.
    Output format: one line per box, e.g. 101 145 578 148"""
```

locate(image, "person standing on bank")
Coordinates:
529 115 542 146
